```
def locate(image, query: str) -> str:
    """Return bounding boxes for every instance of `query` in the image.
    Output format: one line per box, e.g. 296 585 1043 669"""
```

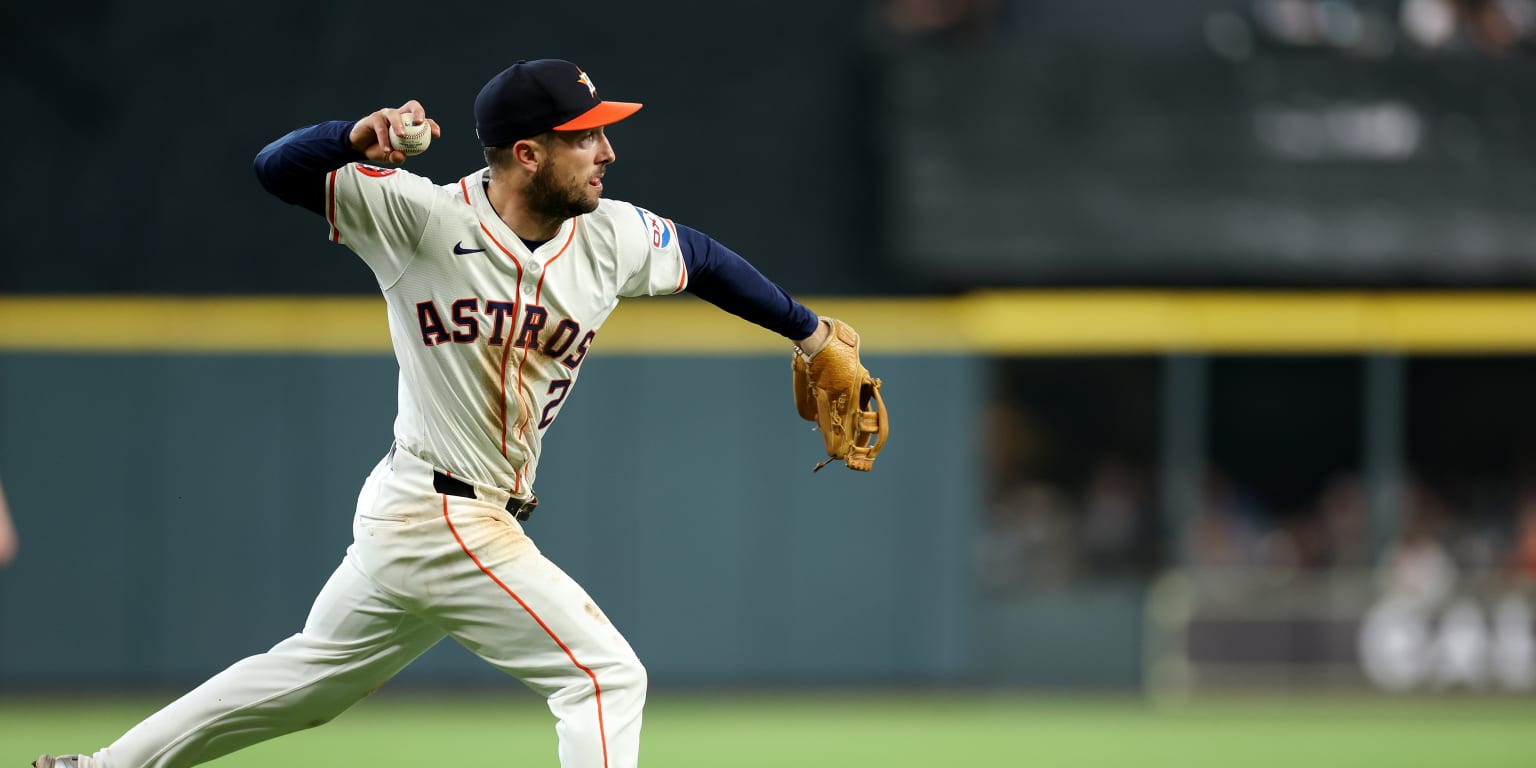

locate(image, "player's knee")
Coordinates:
605 653 647 699
629 656 649 695
580 651 642 703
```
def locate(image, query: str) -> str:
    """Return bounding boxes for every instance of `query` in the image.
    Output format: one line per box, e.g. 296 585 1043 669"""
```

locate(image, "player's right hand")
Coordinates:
350 100 442 164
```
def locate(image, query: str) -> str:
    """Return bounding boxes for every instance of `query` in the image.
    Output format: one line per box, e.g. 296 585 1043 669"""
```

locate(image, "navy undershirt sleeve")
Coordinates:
252 131 817 341
677 224 819 341
252 120 367 216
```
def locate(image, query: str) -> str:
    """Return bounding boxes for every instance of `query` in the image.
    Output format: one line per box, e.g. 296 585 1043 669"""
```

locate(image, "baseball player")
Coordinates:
32 59 858 768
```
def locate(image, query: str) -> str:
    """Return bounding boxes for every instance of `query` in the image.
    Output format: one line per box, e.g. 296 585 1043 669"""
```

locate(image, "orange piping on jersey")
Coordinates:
327 170 340 243
534 219 579 304
479 224 524 274
497 329 518 460
459 177 472 205
512 348 533 442
666 218 686 293
440 494 610 768
516 221 580 442
510 356 534 444
477 213 528 460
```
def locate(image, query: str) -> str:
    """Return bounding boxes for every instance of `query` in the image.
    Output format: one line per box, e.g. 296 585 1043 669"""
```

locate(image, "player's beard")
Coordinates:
528 163 600 220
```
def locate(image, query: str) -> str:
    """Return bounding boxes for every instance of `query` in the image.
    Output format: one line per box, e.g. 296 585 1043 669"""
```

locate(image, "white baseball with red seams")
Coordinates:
389 113 432 155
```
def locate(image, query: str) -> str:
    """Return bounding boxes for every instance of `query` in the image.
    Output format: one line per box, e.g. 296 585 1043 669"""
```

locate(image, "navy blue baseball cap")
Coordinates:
474 59 643 147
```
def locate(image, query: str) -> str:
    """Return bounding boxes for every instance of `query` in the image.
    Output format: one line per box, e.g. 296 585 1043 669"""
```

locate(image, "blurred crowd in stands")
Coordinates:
977 365 1536 596
1238 0 1536 57
979 450 1536 593
875 0 1536 57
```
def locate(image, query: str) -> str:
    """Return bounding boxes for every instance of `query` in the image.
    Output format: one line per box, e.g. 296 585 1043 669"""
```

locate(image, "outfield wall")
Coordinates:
6 292 1536 690
0 349 979 688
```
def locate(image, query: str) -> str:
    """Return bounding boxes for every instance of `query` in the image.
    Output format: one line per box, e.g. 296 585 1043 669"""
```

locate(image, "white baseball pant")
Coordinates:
89 444 646 768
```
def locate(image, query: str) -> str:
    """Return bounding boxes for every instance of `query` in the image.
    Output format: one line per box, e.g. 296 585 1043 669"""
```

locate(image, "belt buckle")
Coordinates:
508 495 538 522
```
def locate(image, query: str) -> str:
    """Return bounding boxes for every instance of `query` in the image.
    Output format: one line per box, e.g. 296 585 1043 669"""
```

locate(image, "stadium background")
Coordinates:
3 0 1536 765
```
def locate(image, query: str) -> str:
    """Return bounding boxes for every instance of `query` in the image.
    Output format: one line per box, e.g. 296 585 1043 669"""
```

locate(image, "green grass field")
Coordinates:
4 691 1534 767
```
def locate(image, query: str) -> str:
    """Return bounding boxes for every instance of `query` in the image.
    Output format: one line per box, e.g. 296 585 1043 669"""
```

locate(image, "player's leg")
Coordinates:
65 458 447 768
85 549 444 768
377 447 646 768
434 505 647 768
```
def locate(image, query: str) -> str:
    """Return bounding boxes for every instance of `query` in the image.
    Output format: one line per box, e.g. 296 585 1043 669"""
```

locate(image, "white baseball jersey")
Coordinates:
323 162 688 495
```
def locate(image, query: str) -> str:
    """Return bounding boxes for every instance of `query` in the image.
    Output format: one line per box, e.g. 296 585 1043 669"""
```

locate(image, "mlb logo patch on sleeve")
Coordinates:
635 207 674 249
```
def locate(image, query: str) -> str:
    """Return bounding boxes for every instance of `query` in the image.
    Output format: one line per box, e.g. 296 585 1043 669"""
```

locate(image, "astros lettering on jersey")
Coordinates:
326 162 684 496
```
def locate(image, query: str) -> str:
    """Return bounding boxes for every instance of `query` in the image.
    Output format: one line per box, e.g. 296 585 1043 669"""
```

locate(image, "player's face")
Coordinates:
528 127 616 220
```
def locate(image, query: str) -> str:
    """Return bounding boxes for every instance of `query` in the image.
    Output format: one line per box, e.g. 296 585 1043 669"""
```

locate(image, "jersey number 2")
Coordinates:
539 379 572 429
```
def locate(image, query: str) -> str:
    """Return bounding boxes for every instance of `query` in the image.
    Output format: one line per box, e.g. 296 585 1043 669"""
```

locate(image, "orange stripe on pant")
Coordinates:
438 493 610 768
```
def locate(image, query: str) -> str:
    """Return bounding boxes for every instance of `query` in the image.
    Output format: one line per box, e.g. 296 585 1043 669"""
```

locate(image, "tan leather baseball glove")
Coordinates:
793 318 890 472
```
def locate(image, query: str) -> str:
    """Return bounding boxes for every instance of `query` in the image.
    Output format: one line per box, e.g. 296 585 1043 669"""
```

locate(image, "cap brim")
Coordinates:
553 101 644 131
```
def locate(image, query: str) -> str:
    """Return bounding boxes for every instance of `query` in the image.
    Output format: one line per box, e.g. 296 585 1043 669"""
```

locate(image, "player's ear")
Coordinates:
512 138 544 173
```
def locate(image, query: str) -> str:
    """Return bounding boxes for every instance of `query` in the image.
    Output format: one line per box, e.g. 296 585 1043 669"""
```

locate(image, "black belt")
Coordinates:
433 471 538 521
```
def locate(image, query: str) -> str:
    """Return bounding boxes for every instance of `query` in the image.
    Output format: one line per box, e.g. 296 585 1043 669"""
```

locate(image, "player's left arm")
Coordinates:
675 226 828 350
679 227 884 471
622 217 880 468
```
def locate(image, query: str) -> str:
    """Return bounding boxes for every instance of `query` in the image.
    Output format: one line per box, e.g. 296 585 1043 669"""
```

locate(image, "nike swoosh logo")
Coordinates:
453 242 486 255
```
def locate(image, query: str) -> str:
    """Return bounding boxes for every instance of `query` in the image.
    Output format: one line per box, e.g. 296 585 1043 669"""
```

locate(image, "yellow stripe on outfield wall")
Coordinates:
4 292 1536 354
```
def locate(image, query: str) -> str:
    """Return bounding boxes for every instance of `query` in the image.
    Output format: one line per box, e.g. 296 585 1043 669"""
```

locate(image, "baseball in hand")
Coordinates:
391 114 432 156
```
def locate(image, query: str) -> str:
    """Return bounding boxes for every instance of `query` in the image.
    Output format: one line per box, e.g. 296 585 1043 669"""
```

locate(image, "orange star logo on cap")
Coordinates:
576 71 596 98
